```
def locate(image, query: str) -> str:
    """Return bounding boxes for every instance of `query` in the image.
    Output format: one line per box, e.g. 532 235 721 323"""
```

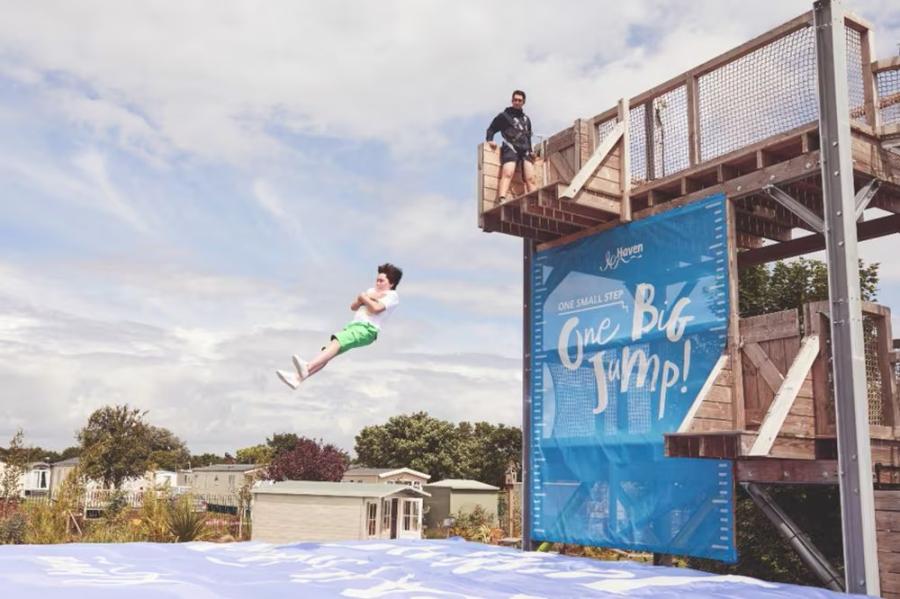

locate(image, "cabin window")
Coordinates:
382 499 392 530
366 502 378 536
402 500 420 532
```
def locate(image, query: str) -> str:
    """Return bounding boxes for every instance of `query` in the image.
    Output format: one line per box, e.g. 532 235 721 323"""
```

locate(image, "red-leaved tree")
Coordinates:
264 437 349 482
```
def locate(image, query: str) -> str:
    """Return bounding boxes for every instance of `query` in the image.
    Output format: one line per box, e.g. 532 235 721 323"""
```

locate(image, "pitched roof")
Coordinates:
252 481 430 499
191 464 262 472
52 457 80 466
425 479 500 491
343 467 430 480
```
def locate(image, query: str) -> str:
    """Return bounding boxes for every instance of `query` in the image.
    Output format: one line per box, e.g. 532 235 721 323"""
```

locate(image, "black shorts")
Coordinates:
500 144 534 166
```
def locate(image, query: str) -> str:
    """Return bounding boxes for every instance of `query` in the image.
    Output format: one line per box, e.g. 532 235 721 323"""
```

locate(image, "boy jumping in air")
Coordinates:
276 262 402 388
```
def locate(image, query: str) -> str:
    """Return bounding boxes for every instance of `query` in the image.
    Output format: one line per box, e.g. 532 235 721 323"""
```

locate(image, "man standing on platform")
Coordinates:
486 89 537 203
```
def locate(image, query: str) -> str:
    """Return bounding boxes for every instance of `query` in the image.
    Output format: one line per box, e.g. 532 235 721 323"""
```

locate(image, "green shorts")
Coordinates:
332 322 378 355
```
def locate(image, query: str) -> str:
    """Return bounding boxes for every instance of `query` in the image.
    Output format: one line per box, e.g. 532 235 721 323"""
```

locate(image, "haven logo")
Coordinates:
599 243 644 272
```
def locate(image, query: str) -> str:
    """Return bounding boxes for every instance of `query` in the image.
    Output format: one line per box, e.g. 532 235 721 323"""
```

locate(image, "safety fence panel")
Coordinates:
587 15 876 186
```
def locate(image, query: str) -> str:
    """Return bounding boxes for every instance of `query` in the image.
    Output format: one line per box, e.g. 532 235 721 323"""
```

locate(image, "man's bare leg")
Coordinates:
522 159 537 193
497 161 516 202
306 339 342 377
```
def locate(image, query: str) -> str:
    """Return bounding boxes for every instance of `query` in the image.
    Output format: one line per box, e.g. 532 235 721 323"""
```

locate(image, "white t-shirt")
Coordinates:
352 288 399 330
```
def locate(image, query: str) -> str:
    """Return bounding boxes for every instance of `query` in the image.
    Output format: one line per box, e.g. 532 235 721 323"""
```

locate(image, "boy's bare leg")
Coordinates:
523 159 537 193
306 339 342 377
497 161 516 201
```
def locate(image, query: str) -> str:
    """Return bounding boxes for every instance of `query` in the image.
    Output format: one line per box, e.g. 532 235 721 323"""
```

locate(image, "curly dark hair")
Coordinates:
378 263 403 289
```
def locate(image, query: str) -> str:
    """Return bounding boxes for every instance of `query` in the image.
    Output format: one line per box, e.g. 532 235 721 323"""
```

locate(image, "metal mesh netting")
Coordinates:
588 24 870 183
697 26 818 162
628 103 647 186
650 86 690 178
845 26 867 124
863 317 885 426
877 67 900 126
595 104 649 187
824 315 887 427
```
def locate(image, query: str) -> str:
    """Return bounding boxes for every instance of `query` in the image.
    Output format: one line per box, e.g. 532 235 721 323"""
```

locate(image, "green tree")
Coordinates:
236 444 274 465
58 446 81 461
146 426 190 472
354 413 522 485
466 422 521 488
189 453 224 468
78 405 151 489
1 429 28 508
739 258 879 318
355 412 466 482
266 433 301 457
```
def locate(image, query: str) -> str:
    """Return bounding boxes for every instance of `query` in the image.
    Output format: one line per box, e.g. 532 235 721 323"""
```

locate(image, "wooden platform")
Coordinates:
476 10 900 263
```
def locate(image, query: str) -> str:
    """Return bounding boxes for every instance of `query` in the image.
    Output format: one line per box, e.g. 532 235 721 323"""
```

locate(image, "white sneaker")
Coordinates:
276 369 300 390
292 355 310 380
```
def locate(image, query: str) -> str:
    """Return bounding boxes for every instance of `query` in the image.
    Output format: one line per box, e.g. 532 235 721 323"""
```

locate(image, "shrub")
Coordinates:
0 513 26 544
139 488 175 542
23 499 71 544
168 495 209 542
449 506 502 544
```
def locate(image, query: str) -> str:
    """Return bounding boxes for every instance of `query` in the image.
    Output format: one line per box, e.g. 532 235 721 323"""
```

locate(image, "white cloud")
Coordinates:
72 150 149 233
0 0 852 164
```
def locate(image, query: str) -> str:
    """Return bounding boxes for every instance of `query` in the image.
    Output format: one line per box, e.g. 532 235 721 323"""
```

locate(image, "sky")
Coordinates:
1 1 898 456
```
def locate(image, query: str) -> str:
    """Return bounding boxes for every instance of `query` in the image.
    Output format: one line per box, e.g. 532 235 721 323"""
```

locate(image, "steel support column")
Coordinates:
814 0 879 594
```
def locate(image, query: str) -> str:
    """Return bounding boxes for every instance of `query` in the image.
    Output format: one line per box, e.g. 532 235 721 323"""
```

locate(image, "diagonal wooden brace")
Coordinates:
748 335 820 456
559 120 625 200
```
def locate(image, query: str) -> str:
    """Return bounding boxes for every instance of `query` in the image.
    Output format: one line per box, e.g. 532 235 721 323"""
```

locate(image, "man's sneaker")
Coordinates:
292 355 310 380
276 369 299 390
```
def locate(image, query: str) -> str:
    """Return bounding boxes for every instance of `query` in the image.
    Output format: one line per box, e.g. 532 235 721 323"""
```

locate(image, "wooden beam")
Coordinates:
872 56 900 74
678 356 728 433
737 213 900 268
860 29 880 129
619 98 632 223
633 124 817 198
743 342 785 394
687 73 700 165
644 99 655 181
559 121 625 200
749 335 820 457
538 151 822 252
736 459 839 485
726 199 746 430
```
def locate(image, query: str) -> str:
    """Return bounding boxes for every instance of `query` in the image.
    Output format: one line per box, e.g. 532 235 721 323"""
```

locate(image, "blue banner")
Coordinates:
530 193 735 561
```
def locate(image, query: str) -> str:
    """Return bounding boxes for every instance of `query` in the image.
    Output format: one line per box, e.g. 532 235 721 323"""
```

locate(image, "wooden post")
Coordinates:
726 199 745 430
644 99 656 182
618 98 632 223
686 72 701 166
573 118 592 169
859 28 880 129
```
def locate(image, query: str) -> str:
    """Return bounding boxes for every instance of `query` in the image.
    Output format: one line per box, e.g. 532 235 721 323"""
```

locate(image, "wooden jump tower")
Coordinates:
477 3 900 596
